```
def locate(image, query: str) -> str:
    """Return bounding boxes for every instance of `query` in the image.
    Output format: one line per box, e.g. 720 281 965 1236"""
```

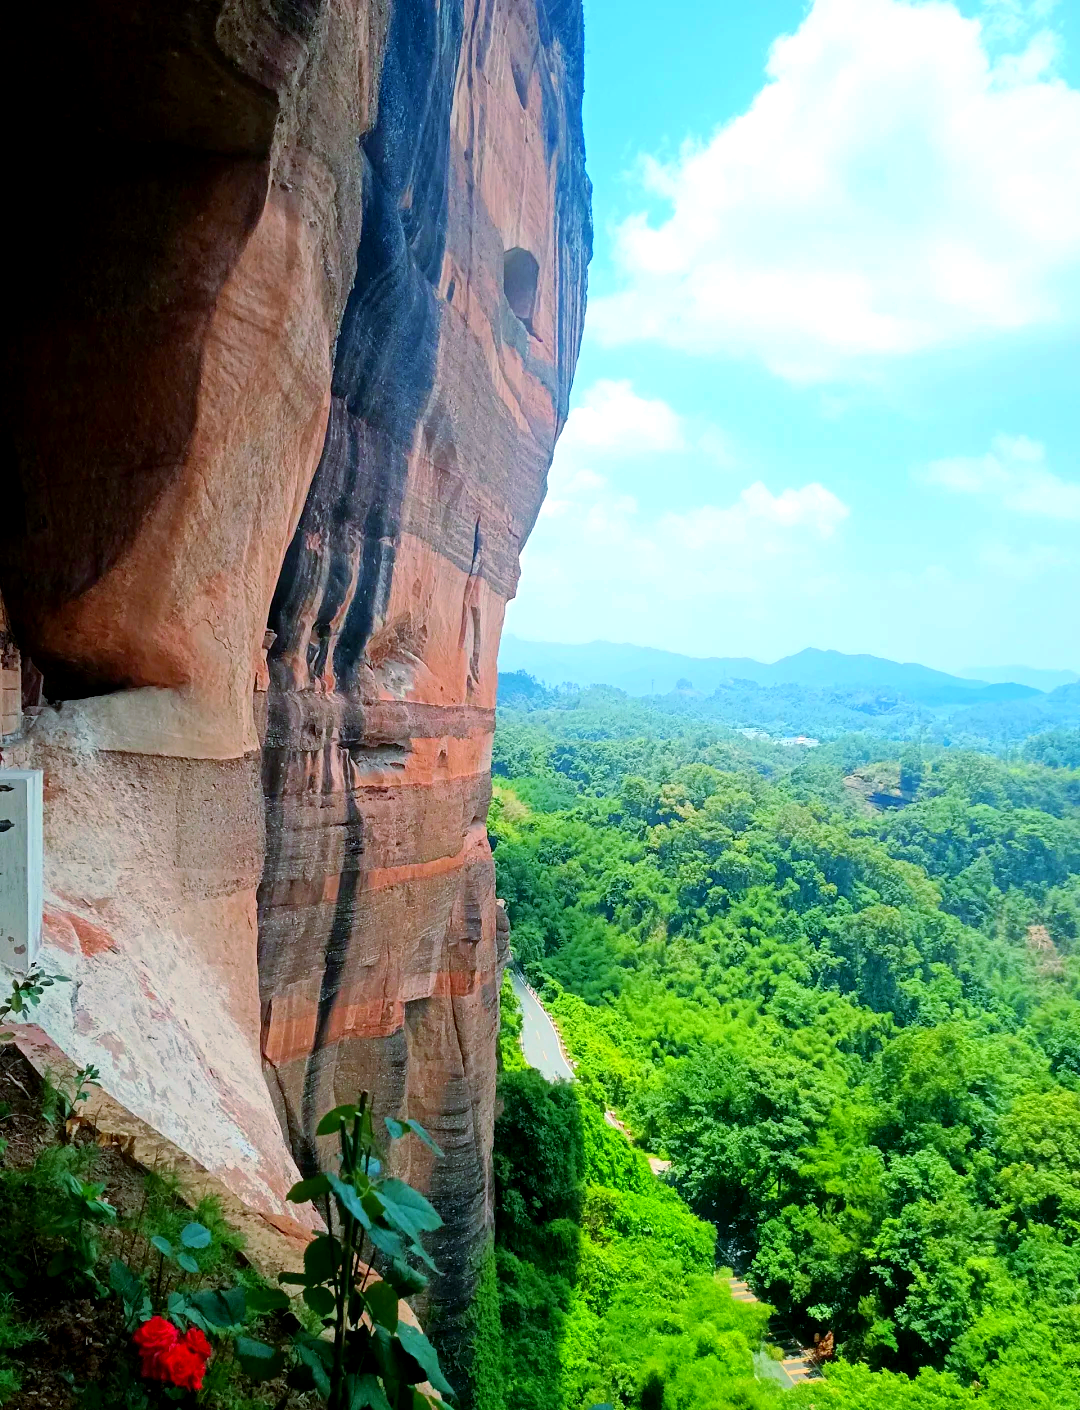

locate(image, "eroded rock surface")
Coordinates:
0 0 588 1344
259 0 589 1336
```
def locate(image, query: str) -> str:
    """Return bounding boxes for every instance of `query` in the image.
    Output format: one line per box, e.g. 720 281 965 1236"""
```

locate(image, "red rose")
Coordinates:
133 1317 179 1380
182 1326 212 1362
134 1317 179 1353
159 1341 208 1391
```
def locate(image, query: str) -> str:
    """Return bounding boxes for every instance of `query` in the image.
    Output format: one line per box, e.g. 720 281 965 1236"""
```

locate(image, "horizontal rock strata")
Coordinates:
259 0 590 1338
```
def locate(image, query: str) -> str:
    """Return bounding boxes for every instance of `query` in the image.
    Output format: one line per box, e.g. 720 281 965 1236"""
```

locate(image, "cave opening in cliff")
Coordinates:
503 247 539 330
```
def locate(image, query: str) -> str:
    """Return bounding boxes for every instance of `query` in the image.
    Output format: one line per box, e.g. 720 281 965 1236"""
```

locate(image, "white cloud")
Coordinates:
923 434 1080 519
517 382 850 650
668 483 849 553
555 378 685 455
589 0 1080 383
541 379 732 520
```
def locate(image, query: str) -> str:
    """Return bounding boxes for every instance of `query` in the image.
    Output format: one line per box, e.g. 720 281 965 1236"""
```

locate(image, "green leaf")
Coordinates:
376 1179 443 1235
347 1373 393 1410
401 1119 443 1157
179 1222 212 1249
295 1329 335 1366
325 1173 409 1263
166 1291 191 1325
279 1271 309 1287
188 1285 247 1329
369 1326 398 1385
295 1334 333 1396
177 1252 200 1275
109 1259 152 1329
364 1280 399 1333
382 1258 428 1298
107 1258 144 1306
287 1173 331 1204
304 1233 340 1285
234 1337 286 1383
366 1221 410 1264
151 1235 174 1258
245 1285 291 1314
396 1323 455 1398
316 1104 359 1136
384 1118 445 1158
327 1170 371 1226
302 1284 336 1318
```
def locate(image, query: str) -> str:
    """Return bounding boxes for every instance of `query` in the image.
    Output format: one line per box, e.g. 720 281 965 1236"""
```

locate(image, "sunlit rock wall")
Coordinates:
258 0 590 1334
0 0 589 1313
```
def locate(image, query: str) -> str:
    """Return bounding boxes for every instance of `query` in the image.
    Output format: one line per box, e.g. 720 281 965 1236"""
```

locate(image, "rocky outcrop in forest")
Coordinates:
0 0 589 1339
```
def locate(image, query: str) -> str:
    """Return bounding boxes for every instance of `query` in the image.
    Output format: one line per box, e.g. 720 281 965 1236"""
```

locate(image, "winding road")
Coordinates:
508 968 575 1082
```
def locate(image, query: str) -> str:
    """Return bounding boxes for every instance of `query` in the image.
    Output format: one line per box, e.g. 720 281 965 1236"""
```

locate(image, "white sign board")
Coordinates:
0 770 43 970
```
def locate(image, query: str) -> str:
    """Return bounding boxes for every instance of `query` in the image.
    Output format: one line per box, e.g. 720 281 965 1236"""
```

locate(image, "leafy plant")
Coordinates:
0 966 70 1041
41 1170 117 1293
41 1063 102 1142
151 1220 213 1277
109 1257 152 1331
237 1095 455 1410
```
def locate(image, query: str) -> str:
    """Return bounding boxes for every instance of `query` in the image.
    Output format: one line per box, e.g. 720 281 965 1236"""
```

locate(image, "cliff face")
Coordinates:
259 0 590 1327
0 0 588 1323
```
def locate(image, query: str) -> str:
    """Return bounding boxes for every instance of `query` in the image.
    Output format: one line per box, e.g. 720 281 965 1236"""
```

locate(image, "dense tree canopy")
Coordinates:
482 691 1080 1409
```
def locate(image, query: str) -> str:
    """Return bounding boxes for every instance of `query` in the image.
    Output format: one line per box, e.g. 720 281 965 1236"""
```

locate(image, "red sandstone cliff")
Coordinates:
0 0 589 1346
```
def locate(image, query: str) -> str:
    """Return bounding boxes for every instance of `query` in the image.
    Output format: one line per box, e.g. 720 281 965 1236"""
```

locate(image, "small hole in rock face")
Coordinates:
511 59 529 108
446 278 456 304
503 247 539 329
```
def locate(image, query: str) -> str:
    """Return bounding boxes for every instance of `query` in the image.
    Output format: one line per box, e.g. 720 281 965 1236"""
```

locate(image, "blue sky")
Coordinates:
505 0 1080 673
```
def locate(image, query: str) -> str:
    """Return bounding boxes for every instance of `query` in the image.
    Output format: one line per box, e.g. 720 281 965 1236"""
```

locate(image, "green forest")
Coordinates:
474 681 1080 1410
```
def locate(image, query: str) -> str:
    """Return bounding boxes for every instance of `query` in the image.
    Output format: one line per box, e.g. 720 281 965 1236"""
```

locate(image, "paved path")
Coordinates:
508 968 574 1082
728 1278 821 1387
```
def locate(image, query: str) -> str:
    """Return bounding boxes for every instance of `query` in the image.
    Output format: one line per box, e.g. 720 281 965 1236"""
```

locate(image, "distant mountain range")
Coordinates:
498 636 1070 708
958 665 1080 692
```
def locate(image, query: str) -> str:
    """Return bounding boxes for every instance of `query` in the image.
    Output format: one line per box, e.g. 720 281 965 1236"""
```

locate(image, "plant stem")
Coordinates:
330 1113 353 1410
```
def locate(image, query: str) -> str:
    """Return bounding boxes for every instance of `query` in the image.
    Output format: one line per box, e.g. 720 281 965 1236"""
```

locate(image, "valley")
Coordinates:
477 680 1080 1408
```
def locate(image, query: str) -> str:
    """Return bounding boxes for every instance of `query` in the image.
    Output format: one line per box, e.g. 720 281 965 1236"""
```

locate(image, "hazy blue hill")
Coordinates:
942 681 1080 744
497 634 765 695
499 635 1044 706
760 648 1040 704
961 664 1079 690
764 646 971 693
